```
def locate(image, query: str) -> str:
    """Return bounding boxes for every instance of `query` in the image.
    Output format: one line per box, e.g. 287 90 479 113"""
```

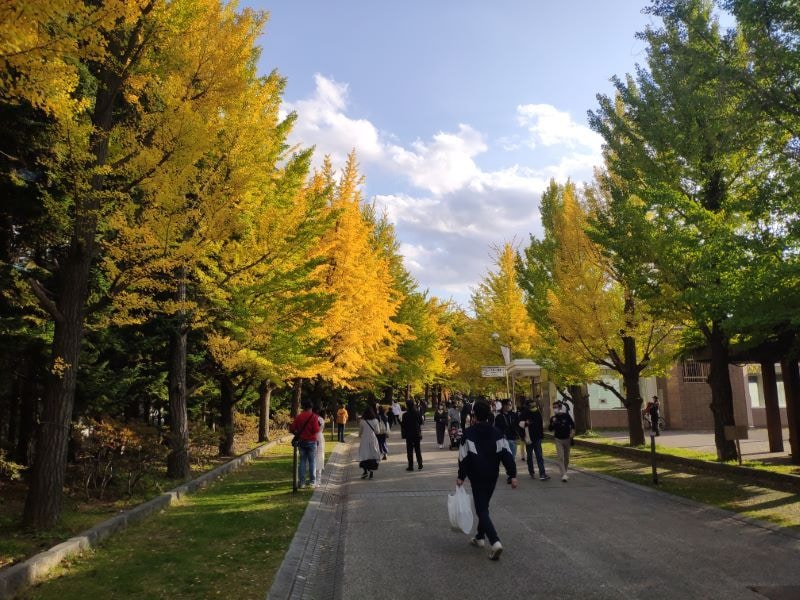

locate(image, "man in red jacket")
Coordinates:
290 399 321 488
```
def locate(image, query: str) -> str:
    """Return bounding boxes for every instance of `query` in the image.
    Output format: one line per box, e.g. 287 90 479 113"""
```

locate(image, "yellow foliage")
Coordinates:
315 152 408 386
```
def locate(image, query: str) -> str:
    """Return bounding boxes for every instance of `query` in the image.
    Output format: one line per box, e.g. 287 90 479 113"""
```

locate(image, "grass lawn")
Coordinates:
554 440 800 531
17 442 311 600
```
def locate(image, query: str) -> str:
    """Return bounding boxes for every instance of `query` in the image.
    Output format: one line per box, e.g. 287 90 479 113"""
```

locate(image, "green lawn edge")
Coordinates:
15 442 313 600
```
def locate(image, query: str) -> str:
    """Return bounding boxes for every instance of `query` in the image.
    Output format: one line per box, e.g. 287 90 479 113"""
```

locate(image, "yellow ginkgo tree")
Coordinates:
542 182 675 443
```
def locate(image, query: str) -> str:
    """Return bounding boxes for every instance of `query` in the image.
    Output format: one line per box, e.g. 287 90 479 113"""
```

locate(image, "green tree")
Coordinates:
589 0 774 459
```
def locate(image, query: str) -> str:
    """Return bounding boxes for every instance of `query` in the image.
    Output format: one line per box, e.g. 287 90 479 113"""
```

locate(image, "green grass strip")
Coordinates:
21 443 310 600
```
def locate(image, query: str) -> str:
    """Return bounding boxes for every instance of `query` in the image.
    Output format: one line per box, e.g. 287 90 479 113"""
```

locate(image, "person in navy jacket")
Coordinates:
457 400 517 560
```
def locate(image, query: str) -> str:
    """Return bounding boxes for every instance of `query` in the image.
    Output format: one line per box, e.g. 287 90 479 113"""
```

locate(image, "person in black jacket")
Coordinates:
401 399 424 471
433 403 447 448
457 400 517 560
494 400 520 483
549 401 576 482
520 399 550 480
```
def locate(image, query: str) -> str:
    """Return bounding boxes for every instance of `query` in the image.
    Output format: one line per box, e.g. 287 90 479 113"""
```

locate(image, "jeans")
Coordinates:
297 440 317 485
526 439 546 477
505 436 522 460
336 423 345 442
471 478 500 544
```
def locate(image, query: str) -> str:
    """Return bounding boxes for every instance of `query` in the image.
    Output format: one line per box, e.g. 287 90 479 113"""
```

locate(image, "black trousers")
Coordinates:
471 477 500 544
406 438 422 467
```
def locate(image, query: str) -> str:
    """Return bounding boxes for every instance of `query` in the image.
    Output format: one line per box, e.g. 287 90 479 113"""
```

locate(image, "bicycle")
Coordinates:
642 412 665 432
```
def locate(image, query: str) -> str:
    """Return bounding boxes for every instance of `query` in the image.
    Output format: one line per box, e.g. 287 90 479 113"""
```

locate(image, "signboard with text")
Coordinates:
481 366 507 378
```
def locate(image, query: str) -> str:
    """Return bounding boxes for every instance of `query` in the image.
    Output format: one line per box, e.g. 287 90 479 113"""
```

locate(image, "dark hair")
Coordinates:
301 399 313 410
472 400 492 422
318 408 326 418
377 405 385 415
362 406 377 420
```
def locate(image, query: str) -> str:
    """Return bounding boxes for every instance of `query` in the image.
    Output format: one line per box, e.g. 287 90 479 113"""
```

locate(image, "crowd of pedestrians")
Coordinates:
291 390 580 558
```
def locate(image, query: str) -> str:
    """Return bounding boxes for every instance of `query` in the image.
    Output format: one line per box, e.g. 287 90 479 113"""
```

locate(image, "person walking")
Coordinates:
460 396 474 429
401 399 424 471
391 399 402 430
376 405 390 460
549 401 576 482
290 400 321 488
433 403 447 448
520 399 549 480
647 395 661 436
358 406 381 480
316 408 326 483
447 401 461 429
457 400 517 560
335 403 349 442
494 400 520 481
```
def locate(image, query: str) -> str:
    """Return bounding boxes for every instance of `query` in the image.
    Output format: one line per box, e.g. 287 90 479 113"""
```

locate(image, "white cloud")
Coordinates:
386 125 486 196
284 74 384 164
516 103 603 152
283 76 604 308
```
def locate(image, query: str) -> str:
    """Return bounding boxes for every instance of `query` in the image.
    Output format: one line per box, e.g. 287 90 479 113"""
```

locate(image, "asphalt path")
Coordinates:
269 424 800 600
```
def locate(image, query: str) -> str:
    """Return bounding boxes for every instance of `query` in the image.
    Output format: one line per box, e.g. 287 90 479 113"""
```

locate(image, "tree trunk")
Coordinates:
166 274 190 479
622 368 645 446
7 380 18 454
218 374 236 456
780 358 800 465
291 378 302 417
760 361 784 453
572 385 591 434
311 375 324 410
707 322 737 461
258 381 274 443
14 362 36 466
23 250 92 528
21 47 130 527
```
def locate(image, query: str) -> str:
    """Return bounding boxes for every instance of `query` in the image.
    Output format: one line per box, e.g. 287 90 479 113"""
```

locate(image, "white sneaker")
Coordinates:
489 541 503 560
470 537 486 548
561 474 568 482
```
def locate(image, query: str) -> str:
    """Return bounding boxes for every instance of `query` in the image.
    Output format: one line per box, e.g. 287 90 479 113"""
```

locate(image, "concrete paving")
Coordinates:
596 428 793 463
268 424 800 600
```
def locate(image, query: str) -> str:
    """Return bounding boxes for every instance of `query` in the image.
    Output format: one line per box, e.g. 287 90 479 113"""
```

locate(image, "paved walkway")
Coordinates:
597 428 793 463
268 426 800 600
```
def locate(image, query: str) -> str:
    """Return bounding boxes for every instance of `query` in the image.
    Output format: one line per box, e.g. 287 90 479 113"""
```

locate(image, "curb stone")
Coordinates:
0 435 292 600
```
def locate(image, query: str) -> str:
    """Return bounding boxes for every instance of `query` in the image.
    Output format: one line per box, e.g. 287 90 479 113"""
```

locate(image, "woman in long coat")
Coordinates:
358 406 382 479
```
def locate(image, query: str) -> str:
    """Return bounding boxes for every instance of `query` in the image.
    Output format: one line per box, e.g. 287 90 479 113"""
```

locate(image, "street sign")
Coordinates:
481 366 507 378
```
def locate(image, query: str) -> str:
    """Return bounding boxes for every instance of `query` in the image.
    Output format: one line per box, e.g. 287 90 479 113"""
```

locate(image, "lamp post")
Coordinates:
491 332 512 402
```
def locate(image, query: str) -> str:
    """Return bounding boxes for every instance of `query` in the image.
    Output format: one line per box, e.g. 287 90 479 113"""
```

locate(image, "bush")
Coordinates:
188 421 220 469
73 417 167 500
270 408 292 433
0 450 25 487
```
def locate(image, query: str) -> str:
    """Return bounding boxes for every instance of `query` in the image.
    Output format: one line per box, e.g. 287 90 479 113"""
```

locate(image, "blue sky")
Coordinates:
245 1 659 308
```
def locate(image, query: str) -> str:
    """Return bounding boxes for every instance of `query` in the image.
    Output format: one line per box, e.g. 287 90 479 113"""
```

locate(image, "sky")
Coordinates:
244 1 660 309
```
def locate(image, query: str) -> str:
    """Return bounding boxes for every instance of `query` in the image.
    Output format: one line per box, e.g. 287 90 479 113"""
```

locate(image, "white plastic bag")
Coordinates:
447 485 473 534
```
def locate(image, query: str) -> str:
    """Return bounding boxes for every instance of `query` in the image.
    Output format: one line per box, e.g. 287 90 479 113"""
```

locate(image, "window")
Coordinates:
682 360 709 383
748 375 761 408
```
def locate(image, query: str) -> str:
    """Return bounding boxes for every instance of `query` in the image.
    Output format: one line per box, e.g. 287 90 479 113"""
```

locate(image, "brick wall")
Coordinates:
666 363 751 430
589 409 629 429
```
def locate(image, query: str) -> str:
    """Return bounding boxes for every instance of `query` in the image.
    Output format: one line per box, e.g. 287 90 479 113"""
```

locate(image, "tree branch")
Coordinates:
28 278 64 323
